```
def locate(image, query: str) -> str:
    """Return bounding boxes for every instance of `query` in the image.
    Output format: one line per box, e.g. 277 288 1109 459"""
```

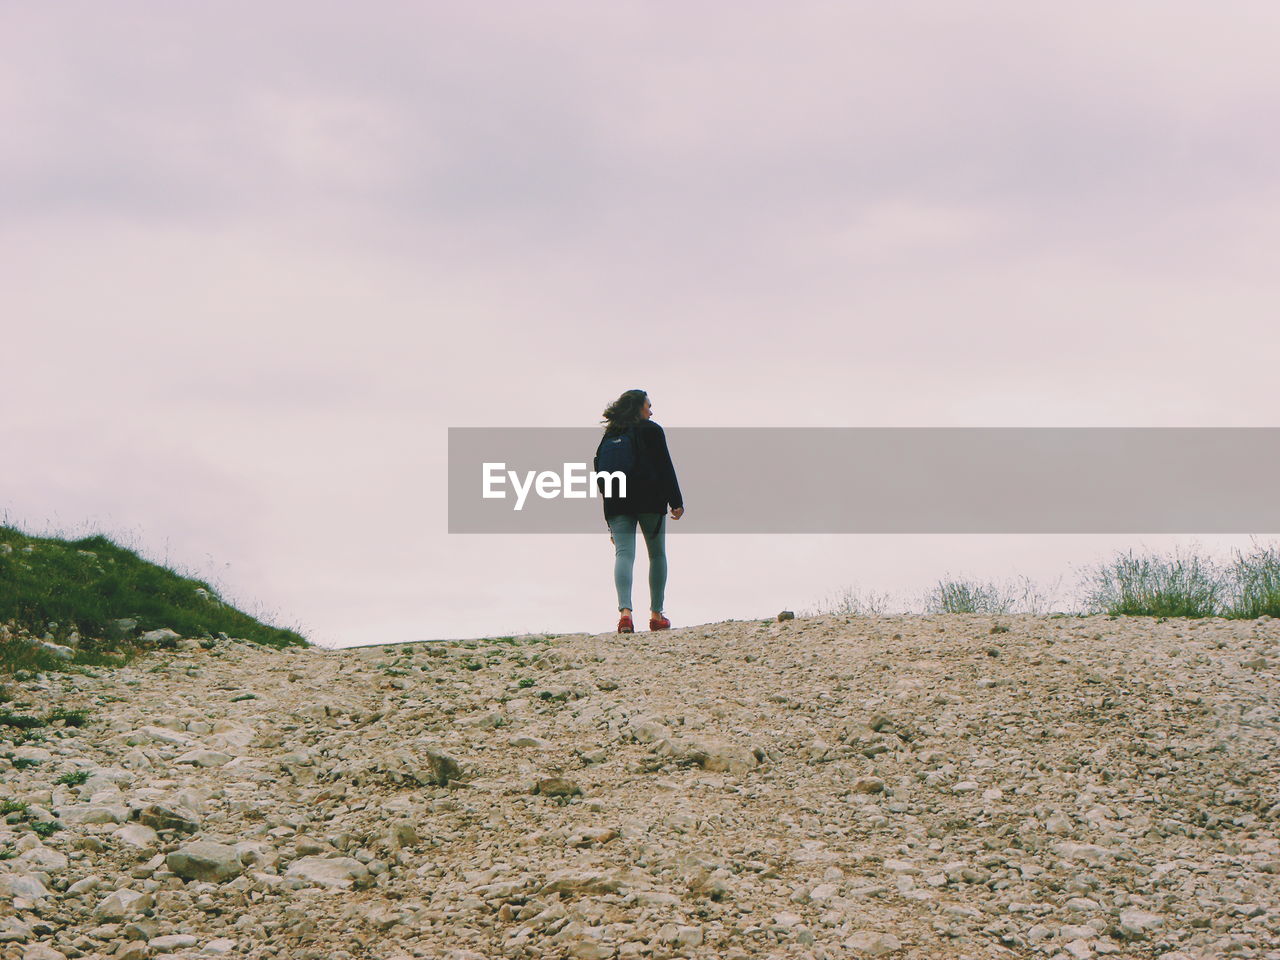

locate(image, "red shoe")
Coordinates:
649 615 671 631
617 613 634 633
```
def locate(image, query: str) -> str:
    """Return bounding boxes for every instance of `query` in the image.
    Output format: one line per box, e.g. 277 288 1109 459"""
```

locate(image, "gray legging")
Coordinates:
607 513 666 613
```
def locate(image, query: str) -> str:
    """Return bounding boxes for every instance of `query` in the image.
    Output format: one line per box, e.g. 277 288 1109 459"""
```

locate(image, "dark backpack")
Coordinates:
594 426 645 495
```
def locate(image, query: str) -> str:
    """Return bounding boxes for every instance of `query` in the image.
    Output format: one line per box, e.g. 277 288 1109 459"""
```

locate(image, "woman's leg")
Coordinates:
637 512 667 615
608 514 638 612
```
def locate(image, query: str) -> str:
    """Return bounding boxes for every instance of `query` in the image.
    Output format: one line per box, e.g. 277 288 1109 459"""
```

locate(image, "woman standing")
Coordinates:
596 389 684 633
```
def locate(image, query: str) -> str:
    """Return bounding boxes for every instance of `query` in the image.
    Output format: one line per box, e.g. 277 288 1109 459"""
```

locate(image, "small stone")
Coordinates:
136 803 200 834
94 888 147 921
166 841 245 883
509 735 552 748
656 736 760 774
388 820 418 847
843 930 901 956
174 749 233 767
1118 908 1164 940
285 856 370 889
533 777 583 798
628 718 672 744
65 875 101 897
675 926 704 947
0 918 33 943
140 628 181 645
1045 812 1073 834
113 824 159 849
567 942 612 960
150 934 199 950
853 776 886 794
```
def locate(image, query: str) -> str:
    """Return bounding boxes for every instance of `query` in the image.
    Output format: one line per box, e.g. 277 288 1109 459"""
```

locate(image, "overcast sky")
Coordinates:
4 3 1279 646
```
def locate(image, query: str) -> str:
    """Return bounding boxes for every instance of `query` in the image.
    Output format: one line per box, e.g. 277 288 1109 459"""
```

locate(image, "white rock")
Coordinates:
150 935 199 950
284 856 370 889
65 875 101 896
675 925 703 947
56 803 127 824
94 888 146 920
508 735 552 748
843 930 902 956
1119 908 1164 940
140 628 181 644
628 717 672 743
0 874 52 902
174 749 233 767
16 844 68 872
0 916 33 942
166 841 245 882
113 824 159 847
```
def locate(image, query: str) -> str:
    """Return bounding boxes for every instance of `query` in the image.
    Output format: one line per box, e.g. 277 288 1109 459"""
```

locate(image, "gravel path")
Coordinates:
2 613 1278 959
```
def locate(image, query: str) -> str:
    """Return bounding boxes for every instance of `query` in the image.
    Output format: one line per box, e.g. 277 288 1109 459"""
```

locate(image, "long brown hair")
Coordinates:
601 389 647 436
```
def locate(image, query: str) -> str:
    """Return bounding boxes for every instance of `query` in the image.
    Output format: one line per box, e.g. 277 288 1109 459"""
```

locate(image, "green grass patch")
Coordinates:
0 712 45 730
1083 549 1225 618
31 821 61 838
46 708 89 727
517 677 536 688
55 770 90 786
1 524 307 673
3 754 39 770
1226 544 1280 619
0 799 29 817
927 579 1015 615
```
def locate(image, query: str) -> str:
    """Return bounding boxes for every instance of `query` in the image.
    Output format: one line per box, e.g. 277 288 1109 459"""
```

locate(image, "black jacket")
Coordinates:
596 420 683 521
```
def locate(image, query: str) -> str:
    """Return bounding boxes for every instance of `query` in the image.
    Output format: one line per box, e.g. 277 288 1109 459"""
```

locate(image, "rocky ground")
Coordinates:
2 613 1279 960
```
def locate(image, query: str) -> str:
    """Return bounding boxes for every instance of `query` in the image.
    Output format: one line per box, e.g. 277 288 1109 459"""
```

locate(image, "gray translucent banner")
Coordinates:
448 428 1280 533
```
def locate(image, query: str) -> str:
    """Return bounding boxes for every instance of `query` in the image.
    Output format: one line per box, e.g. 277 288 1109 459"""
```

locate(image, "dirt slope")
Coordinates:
2 613 1278 960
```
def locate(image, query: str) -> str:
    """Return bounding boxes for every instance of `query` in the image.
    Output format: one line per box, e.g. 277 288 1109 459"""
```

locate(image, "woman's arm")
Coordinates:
648 423 683 512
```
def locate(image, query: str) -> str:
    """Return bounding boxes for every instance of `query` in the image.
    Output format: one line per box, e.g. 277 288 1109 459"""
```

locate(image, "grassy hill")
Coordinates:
1 525 307 673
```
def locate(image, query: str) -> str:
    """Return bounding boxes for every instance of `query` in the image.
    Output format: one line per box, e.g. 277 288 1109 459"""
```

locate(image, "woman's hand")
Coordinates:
670 506 684 520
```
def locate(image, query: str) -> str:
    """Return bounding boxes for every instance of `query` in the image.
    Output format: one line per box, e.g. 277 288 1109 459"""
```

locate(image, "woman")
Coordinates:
596 389 684 633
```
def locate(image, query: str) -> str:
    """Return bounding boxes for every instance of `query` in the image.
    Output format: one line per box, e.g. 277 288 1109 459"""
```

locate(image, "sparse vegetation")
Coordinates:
807 544 1280 622
0 712 45 730
55 769 90 786
804 585 893 617
46 707 90 727
928 579 1015 615
1226 543 1280 619
1083 549 1225 618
